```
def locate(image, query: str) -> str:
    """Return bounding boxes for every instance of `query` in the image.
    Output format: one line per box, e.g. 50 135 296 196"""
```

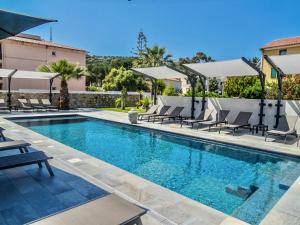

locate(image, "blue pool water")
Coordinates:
11 115 300 225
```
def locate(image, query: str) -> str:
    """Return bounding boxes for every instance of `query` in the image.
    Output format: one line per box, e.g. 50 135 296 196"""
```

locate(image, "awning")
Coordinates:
0 9 57 40
183 58 259 78
132 66 187 79
0 69 59 79
269 54 300 75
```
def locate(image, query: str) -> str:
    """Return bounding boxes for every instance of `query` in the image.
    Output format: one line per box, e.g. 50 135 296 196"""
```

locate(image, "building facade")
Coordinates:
261 36 300 80
0 33 86 91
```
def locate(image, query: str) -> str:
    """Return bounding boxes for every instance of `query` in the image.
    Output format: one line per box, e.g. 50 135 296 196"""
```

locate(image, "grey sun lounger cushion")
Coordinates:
0 151 54 176
29 194 147 225
198 110 230 131
41 99 59 110
0 140 30 153
219 111 253 135
147 105 171 121
30 99 45 109
265 115 298 143
181 108 213 128
138 105 159 120
157 106 185 123
18 99 33 110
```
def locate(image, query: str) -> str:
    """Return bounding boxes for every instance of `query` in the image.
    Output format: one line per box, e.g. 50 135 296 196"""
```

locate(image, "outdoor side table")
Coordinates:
252 124 268 136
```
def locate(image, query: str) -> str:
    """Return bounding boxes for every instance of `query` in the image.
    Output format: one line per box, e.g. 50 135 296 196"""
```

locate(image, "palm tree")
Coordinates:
39 59 87 109
134 45 173 67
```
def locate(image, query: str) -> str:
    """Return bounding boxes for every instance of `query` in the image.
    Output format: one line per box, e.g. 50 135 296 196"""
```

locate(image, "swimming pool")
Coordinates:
11 115 300 225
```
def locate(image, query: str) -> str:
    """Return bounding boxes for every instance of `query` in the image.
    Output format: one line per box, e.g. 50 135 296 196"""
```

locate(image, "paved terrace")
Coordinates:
0 110 299 225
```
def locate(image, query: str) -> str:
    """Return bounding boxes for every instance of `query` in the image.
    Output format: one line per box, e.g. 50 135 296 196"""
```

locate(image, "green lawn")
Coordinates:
98 107 146 113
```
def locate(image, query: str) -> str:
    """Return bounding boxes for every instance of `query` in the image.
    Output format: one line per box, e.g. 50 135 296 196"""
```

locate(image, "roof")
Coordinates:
268 54 300 75
261 36 300 49
132 66 187 80
0 69 59 79
4 36 85 52
183 58 259 79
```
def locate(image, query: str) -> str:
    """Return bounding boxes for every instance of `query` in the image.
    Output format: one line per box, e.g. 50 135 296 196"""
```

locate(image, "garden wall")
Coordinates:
158 96 300 130
0 91 140 108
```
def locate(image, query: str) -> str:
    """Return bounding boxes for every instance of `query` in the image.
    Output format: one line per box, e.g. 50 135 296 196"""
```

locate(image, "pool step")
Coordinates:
279 164 300 190
225 185 258 199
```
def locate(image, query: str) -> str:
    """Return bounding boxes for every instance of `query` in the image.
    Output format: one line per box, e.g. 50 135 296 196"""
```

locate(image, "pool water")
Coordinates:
11 115 300 225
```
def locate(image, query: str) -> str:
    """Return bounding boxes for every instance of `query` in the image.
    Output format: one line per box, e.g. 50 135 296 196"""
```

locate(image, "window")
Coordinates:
279 49 287 55
271 67 277 79
52 51 56 56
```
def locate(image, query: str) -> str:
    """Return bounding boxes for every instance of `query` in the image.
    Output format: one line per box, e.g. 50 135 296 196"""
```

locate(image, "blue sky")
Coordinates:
1 0 300 60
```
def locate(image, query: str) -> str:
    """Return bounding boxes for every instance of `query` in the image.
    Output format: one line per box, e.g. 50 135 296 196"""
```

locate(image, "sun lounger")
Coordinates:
153 106 184 124
41 99 59 111
265 115 298 144
156 106 185 123
138 105 159 120
0 99 10 111
146 105 171 122
0 151 54 176
219 111 253 135
198 110 230 131
29 194 146 225
180 108 213 128
18 99 33 111
30 99 45 111
0 140 30 153
0 127 6 141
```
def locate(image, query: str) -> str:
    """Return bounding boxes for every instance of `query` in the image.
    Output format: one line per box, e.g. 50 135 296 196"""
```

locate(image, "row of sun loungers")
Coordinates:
0 129 147 225
0 98 58 111
139 105 299 144
18 98 59 111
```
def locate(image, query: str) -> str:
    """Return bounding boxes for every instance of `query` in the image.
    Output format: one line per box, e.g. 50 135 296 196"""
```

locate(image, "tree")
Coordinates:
133 45 173 68
86 55 135 86
178 51 214 65
132 31 147 56
102 67 138 109
39 59 87 109
86 63 107 86
248 57 261 70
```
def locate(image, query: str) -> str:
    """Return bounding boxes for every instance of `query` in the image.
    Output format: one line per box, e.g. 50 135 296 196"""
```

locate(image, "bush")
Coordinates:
115 97 122 108
240 79 262 99
87 86 101 92
208 78 219 92
163 85 178 96
137 96 152 109
224 76 261 99
265 81 278 99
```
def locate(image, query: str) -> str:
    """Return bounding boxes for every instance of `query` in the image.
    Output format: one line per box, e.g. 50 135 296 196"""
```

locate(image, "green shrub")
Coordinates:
224 76 261 99
265 81 278 99
163 85 178 96
87 86 101 92
115 97 122 108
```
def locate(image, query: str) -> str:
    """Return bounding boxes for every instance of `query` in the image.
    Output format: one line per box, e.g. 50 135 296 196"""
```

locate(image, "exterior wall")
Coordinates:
261 45 300 81
158 96 300 130
0 39 86 91
164 79 182 91
0 91 139 108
